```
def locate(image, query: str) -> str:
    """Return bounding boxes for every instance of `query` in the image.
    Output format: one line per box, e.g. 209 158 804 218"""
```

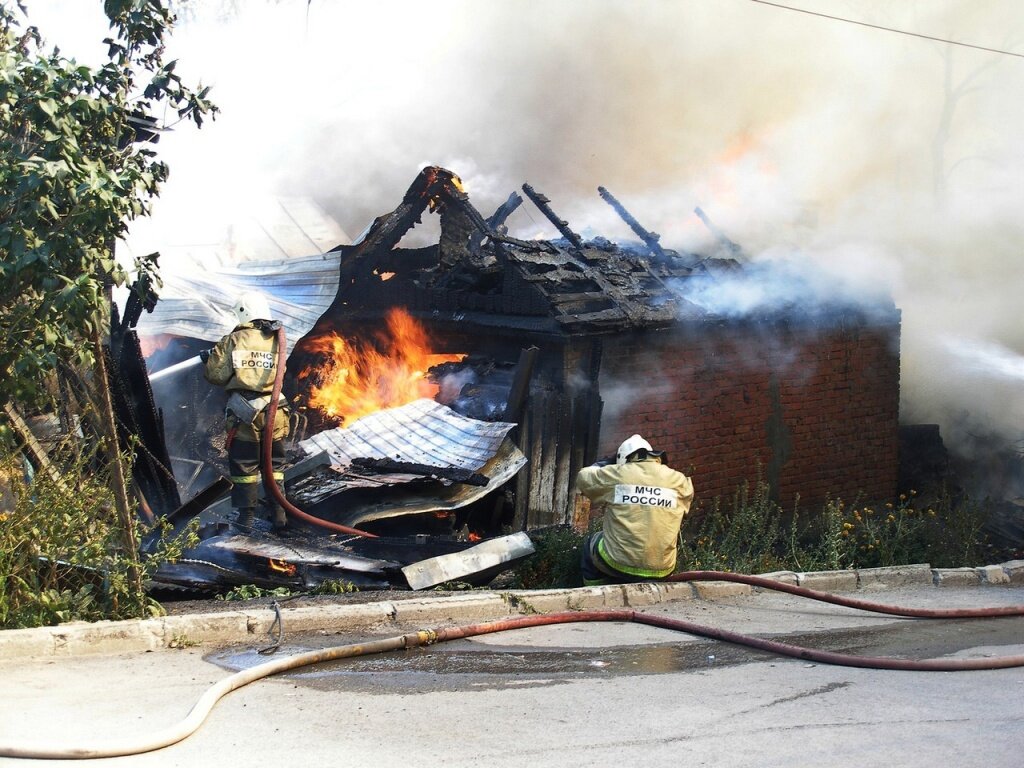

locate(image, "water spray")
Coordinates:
148 355 206 383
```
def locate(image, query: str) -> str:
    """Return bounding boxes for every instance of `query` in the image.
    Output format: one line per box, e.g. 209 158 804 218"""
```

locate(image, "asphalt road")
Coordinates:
2 585 1023 767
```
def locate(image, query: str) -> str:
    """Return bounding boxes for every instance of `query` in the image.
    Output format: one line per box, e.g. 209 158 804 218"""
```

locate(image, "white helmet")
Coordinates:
616 434 664 465
232 291 273 324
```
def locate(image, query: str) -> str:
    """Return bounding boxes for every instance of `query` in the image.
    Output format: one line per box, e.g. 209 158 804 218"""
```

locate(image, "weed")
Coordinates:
216 584 293 602
510 524 588 589
679 482 791 574
0 443 181 629
678 482 992 575
168 633 198 649
501 593 539 614
431 581 476 591
309 579 358 595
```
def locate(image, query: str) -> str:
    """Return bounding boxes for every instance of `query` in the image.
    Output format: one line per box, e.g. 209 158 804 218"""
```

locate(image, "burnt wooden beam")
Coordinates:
597 186 668 262
503 346 540 424
470 192 523 253
140 475 232 555
521 183 584 251
694 206 744 259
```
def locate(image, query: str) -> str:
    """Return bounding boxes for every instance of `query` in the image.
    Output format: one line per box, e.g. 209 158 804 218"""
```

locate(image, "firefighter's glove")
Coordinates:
593 456 614 468
198 348 211 364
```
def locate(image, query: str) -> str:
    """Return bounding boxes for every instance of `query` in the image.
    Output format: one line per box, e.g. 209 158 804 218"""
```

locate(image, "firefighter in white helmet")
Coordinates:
201 291 291 531
576 434 694 585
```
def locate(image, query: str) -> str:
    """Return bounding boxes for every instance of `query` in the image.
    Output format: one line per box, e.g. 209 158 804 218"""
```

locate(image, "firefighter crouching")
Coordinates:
576 434 694 585
202 291 290 531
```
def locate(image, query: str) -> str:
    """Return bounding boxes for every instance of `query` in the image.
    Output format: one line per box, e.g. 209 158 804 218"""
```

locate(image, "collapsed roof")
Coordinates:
137 167 746 347
313 166 734 336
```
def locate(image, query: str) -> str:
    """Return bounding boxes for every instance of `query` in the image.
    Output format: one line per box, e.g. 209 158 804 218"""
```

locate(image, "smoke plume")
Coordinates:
35 1 1024 462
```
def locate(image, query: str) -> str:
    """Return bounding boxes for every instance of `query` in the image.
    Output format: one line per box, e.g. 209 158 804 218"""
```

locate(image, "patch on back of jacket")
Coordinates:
232 350 275 371
613 484 678 508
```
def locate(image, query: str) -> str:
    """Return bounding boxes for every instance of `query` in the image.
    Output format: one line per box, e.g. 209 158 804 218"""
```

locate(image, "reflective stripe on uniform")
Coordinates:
229 473 284 482
597 536 674 579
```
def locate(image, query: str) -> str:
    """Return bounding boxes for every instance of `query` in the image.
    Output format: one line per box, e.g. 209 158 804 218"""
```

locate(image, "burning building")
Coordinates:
137 165 900 544
285 166 901 528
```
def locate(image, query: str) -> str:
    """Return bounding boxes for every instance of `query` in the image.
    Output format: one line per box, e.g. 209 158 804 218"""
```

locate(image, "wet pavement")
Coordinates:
4 584 1024 767
209 611 1024 694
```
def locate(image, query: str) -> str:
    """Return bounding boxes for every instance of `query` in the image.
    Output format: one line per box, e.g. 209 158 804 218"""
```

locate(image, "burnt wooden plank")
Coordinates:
526 392 547 529
551 391 574 525
554 308 627 324
549 291 615 305
530 392 560 528
512 405 533 532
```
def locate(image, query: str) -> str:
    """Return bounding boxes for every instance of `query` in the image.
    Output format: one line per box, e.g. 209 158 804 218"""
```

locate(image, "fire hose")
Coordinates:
259 324 376 538
2 572 1024 759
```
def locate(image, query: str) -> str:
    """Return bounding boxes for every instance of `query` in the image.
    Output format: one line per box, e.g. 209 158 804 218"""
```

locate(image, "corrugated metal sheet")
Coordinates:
292 399 528 527
136 251 340 353
299 399 517 470
292 439 527 527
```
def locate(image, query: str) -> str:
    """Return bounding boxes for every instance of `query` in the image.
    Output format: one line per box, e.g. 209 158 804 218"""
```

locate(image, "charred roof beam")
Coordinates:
470 191 523 253
597 186 668 263
694 206 745 260
521 183 584 251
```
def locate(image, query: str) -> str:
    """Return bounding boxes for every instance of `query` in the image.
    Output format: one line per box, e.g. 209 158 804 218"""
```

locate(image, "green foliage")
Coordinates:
309 579 358 595
0 443 196 628
510 525 587 589
678 481 991 574
216 584 292 602
835 490 988 569
215 578 359 601
431 580 476 591
0 0 216 404
679 482 789 574
168 632 198 649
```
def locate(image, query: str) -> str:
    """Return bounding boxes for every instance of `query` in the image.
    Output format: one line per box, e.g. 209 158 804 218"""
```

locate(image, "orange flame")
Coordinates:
139 333 174 359
268 558 296 576
298 308 463 424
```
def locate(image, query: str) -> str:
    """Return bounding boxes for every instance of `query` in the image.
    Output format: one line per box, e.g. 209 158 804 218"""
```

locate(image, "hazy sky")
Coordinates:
28 0 1024 448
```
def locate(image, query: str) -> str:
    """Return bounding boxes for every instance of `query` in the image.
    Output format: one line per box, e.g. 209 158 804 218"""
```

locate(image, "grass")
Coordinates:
510 481 995 590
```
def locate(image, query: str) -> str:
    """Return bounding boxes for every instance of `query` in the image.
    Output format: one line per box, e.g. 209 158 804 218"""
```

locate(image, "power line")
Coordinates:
748 0 1024 59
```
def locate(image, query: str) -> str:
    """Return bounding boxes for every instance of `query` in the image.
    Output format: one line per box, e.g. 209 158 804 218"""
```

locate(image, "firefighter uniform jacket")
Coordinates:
576 457 694 578
203 322 289 442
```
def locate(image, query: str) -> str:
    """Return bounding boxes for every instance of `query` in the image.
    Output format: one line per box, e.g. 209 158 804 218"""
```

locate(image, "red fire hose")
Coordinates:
667 570 1024 618
260 325 376 538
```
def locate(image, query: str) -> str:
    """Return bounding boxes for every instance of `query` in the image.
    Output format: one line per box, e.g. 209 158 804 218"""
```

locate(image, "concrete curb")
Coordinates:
2 560 1022 660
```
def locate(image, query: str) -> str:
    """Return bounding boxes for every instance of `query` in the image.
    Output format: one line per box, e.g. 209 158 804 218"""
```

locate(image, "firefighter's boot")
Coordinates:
234 507 255 529
271 482 288 532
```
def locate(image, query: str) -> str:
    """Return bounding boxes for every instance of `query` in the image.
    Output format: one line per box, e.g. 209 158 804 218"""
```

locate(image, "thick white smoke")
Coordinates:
33 1 1024 460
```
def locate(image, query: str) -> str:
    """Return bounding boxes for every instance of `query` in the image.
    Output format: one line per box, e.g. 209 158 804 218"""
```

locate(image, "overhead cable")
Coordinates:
748 0 1024 59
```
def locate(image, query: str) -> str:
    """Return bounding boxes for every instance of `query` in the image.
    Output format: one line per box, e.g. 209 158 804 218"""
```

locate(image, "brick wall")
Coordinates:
596 315 901 509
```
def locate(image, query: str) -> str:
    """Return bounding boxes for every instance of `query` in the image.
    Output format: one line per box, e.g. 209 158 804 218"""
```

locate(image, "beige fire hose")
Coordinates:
3 575 1024 760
